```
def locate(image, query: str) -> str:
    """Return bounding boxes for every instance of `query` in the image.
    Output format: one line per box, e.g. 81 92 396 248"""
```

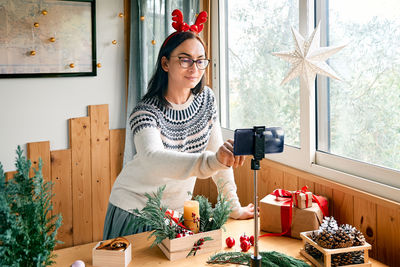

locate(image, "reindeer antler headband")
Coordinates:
163 9 208 47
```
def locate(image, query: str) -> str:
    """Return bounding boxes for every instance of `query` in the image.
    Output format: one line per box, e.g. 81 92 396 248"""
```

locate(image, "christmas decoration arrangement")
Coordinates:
303 217 368 266
0 146 62 266
129 182 231 260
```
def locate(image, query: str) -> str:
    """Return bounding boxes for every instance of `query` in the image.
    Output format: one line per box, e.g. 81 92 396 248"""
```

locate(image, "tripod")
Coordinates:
250 126 265 267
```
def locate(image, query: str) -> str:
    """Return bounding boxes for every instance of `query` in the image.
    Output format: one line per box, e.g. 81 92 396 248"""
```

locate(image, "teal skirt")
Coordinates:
103 202 152 240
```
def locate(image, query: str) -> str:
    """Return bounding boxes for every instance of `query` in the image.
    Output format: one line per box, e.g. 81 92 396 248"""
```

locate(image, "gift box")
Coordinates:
92 241 131 267
260 194 325 239
294 191 313 209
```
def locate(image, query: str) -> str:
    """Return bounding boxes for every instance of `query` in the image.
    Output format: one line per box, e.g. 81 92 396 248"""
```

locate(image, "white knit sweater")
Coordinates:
109 87 243 218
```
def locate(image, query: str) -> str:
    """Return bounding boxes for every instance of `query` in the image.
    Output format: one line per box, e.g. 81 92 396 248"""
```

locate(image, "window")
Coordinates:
222 0 300 147
215 0 400 196
316 0 400 187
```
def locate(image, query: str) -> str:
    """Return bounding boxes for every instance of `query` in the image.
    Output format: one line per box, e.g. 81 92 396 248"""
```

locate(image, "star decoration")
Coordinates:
272 22 346 90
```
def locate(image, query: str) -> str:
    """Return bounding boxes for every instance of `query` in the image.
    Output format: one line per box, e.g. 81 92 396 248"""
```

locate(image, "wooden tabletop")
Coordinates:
54 219 387 267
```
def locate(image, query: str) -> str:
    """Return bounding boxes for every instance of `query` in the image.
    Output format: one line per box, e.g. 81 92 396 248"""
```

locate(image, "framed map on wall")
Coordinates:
0 0 96 78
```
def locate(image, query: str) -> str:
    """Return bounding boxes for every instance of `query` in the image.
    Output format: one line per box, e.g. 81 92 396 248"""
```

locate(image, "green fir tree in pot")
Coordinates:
0 146 62 266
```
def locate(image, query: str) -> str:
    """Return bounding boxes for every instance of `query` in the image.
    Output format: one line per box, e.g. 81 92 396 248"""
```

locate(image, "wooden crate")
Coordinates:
300 231 371 267
92 242 132 267
157 228 222 261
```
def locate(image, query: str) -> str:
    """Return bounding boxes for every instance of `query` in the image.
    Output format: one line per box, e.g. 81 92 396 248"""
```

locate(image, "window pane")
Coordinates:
320 0 400 170
226 0 300 147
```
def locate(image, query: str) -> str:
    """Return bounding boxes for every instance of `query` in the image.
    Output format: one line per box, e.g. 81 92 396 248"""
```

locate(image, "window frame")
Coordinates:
212 0 400 202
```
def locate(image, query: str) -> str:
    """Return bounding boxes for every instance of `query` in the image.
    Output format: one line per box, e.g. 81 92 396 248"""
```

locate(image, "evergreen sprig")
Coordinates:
0 146 62 267
194 180 232 232
130 185 177 247
207 251 310 267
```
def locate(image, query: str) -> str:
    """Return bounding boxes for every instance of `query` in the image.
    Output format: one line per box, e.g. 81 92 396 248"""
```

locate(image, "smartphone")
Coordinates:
233 127 284 156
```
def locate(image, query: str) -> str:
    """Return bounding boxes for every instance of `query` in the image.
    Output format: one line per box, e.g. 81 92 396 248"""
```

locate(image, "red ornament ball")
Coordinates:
240 240 251 252
249 235 255 246
240 233 250 243
225 237 235 248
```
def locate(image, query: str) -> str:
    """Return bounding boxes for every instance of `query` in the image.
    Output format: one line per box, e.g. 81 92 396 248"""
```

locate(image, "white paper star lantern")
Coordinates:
272 22 346 90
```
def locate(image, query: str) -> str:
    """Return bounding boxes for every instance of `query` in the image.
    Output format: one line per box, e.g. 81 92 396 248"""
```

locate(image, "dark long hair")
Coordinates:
142 31 207 107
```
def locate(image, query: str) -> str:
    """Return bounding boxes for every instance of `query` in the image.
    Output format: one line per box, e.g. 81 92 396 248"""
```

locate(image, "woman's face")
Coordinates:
162 38 206 91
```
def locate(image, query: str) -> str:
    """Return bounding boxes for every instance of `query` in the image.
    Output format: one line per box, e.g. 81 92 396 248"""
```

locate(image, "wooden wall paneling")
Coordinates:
376 205 400 266
256 165 270 202
209 178 218 206
89 105 111 242
110 129 125 188
283 172 298 191
27 141 51 183
51 149 73 249
332 189 354 225
314 183 333 216
265 166 284 198
353 196 377 259
70 117 92 245
5 171 17 182
298 176 315 192
233 158 253 206
193 178 211 199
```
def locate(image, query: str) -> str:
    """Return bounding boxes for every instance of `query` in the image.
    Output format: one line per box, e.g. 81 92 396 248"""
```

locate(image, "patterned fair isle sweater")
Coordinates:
109 86 243 219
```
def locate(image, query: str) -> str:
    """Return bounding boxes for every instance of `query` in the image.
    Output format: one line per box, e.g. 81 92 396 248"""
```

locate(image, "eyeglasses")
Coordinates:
170 56 210 70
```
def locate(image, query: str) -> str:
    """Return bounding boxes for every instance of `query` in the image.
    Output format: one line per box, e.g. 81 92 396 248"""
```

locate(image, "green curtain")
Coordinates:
124 0 200 165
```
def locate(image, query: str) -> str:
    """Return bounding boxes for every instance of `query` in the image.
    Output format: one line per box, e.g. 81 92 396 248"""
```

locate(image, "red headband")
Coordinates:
163 9 208 47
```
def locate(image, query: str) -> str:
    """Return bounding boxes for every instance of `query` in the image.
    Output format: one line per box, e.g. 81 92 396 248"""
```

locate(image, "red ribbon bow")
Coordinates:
165 209 187 229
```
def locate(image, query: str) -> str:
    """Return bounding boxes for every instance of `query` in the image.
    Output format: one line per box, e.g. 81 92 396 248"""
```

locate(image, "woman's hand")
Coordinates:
216 139 246 168
236 203 258 220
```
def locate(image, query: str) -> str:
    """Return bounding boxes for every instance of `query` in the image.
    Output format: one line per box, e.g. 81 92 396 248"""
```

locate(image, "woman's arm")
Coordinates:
206 120 254 219
133 127 230 179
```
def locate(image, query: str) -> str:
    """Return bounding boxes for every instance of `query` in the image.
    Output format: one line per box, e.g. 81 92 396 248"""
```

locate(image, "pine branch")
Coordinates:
207 251 310 267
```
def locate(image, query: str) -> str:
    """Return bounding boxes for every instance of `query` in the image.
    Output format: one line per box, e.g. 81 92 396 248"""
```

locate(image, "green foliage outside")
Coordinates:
227 0 300 147
227 0 400 171
0 146 62 267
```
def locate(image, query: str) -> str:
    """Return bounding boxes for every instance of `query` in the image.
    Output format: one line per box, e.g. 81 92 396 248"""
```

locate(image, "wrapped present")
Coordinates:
294 190 312 209
259 188 328 239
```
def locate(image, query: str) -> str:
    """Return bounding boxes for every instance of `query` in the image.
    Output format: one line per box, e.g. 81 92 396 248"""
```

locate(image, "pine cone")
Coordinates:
319 216 339 233
315 229 336 249
333 228 353 248
332 252 353 266
305 242 322 259
340 224 366 246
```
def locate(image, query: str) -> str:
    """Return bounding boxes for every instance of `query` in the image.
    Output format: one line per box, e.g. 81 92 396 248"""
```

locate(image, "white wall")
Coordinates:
0 0 126 172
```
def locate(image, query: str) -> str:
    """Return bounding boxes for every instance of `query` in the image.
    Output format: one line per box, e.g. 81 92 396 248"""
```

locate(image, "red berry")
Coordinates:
225 237 235 248
240 233 250 243
249 235 255 246
240 240 251 252
176 233 183 238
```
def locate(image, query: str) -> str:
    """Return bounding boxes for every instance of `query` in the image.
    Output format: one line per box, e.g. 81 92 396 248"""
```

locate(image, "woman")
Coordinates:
103 10 254 240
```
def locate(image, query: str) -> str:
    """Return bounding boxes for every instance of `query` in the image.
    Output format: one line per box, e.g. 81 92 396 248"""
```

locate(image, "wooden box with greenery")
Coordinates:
130 182 232 261
0 147 62 267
